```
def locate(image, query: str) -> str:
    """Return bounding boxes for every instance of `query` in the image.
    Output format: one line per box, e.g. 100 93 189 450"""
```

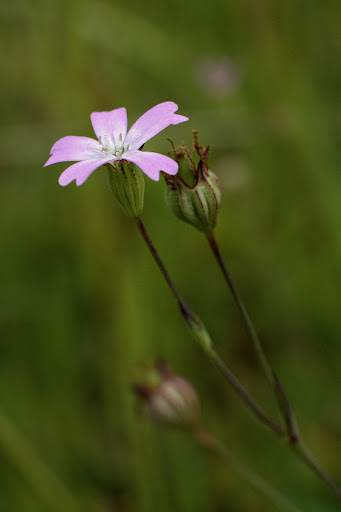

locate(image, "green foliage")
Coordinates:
0 0 340 510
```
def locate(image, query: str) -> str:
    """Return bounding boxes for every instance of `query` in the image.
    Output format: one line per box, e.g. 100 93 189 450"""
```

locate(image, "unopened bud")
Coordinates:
164 133 222 232
107 161 145 217
133 361 200 428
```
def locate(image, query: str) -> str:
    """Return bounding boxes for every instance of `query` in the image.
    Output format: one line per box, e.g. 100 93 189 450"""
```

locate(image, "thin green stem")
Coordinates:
136 217 341 502
206 231 273 384
205 231 341 501
208 349 284 436
135 217 284 437
293 442 341 501
193 425 302 512
205 232 296 437
136 217 183 303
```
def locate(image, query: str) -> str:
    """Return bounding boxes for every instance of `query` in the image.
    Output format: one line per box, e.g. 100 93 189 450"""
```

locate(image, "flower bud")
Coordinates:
133 361 200 428
164 133 222 232
107 161 145 218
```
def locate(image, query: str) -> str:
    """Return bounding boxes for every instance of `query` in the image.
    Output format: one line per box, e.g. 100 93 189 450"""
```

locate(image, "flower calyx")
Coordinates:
164 132 222 233
106 160 145 218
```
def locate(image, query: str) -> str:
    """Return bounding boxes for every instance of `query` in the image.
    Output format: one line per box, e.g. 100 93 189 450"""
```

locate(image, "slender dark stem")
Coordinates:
136 218 341 502
205 231 341 501
206 232 298 440
206 232 300 440
136 218 202 322
194 425 302 512
294 443 341 500
206 231 273 384
209 349 284 436
135 217 284 437
136 217 183 303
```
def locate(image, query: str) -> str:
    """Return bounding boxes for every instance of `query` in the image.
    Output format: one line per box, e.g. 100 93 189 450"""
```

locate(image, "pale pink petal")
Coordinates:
50 136 99 154
124 102 188 150
58 158 115 186
123 150 178 181
90 108 127 149
44 136 102 167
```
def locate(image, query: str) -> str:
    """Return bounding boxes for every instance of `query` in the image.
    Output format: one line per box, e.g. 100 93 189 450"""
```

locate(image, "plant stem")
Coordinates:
208 348 284 436
136 217 341 502
193 424 302 512
135 217 283 436
294 442 341 500
205 231 341 501
205 231 273 385
136 217 183 303
205 232 296 438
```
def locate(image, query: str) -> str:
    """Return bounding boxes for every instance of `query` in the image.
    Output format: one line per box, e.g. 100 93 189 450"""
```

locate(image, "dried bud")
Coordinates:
107 161 145 217
133 361 200 428
164 132 222 233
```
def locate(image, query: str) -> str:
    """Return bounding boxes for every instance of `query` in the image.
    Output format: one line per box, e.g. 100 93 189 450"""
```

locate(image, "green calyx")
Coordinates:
164 133 222 233
106 161 145 218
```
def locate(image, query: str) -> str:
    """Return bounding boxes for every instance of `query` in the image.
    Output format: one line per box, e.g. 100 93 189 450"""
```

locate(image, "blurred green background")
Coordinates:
1 0 341 510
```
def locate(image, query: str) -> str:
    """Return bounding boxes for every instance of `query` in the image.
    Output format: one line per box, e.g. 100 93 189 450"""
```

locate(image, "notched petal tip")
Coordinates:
171 114 189 125
160 101 178 111
57 158 113 187
125 102 189 149
58 177 70 187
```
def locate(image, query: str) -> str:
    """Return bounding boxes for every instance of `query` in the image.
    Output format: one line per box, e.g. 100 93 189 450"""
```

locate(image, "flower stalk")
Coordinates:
135 217 283 436
204 233 341 501
205 232 274 385
133 362 301 512
205 231 301 441
135 217 341 502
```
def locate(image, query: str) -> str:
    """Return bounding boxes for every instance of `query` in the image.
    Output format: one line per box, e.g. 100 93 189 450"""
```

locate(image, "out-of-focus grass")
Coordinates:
0 0 340 510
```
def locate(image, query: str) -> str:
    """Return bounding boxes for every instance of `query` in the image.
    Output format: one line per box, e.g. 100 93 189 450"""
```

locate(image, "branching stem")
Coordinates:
135 217 283 436
205 231 341 501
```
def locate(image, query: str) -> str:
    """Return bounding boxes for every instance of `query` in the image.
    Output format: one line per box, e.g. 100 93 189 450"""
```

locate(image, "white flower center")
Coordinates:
98 134 130 160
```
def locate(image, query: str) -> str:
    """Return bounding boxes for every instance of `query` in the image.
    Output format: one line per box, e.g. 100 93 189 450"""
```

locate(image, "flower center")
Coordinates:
114 147 124 158
98 134 128 160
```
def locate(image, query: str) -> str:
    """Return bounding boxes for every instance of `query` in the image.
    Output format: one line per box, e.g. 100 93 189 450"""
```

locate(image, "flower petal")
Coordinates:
58 158 115 186
124 102 188 150
123 150 178 181
50 136 99 154
44 136 102 167
91 108 127 149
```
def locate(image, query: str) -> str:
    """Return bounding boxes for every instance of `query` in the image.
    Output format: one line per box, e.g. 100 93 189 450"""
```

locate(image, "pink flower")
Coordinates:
44 102 188 186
